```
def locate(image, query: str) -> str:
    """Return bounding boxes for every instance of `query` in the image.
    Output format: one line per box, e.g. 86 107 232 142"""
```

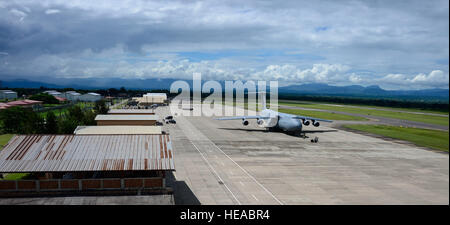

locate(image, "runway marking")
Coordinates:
177 113 281 205
207 139 284 205
188 139 241 205
239 181 245 186
252 194 259 201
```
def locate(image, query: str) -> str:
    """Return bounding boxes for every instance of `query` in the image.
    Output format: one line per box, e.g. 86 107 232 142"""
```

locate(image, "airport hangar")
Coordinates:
132 93 168 106
107 109 155 115
0 105 173 198
95 114 159 126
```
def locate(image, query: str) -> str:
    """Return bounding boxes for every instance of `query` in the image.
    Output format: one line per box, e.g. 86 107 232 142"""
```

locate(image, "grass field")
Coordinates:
279 100 449 115
39 108 70 117
222 101 367 120
343 125 449 152
279 108 368 121
279 101 449 127
1 173 31 180
39 102 95 117
0 134 14 150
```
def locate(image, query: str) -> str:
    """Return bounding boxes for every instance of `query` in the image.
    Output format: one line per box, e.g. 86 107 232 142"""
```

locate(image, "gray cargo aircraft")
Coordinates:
216 94 332 136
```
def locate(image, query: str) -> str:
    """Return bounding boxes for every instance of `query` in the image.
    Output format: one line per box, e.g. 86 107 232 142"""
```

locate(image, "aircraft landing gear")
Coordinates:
267 127 276 132
295 131 308 138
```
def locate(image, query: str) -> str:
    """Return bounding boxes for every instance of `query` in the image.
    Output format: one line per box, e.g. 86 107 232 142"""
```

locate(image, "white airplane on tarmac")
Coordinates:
216 93 332 136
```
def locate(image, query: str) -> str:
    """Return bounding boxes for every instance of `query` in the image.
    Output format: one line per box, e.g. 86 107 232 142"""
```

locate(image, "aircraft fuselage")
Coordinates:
258 109 303 133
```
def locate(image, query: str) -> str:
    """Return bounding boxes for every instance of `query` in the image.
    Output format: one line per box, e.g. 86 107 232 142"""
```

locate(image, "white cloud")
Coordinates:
378 70 449 89
9 8 27 21
411 70 448 85
45 9 60 14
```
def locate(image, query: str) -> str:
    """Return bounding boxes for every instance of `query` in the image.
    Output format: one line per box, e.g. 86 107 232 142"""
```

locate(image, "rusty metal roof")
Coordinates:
0 134 175 172
95 114 159 121
108 109 155 114
74 126 162 135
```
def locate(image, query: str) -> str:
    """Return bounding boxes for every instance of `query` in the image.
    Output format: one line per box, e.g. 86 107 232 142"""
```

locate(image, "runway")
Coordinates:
159 104 449 205
279 105 449 131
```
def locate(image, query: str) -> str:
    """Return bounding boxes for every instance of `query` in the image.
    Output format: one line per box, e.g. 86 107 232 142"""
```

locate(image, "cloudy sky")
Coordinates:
0 0 448 90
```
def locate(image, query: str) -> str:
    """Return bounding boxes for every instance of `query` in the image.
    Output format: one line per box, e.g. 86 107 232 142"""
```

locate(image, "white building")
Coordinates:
0 90 18 100
79 92 103 102
43 90 64 98
135 93 167 105
64 91 82 101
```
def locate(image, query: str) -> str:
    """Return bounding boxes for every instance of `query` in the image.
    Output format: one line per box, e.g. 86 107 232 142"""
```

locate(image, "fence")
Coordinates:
34 103 75 112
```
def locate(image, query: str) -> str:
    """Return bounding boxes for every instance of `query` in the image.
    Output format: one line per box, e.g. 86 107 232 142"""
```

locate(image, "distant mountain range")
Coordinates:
1 78 448 101
278 83 449 100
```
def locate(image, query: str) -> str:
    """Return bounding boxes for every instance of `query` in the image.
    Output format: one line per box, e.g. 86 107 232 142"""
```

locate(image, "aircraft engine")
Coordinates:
257 119 264 125
242 120 249 126
313 121 320 127
302 120 310 126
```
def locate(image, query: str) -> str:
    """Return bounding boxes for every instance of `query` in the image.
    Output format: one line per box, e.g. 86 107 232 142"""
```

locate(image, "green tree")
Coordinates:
58 117 78 134
27 111 45 134
82 110 97 125
0 106 26 133
45 111 58 134
94 100 109 114
29 93 59 104
0 106 44 134
67 105 84 122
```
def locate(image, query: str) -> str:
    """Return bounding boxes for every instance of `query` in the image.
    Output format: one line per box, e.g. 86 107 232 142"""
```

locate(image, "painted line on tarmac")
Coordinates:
189 139 241 205
207 138 284 205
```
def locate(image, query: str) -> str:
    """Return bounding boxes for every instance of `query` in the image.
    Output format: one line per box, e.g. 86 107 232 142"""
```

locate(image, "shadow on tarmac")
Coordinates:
165 171 201 205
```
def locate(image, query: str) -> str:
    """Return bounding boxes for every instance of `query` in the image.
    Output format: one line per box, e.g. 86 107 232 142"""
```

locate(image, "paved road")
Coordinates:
279 105 449 131
280 100 448 118
322 103 448 117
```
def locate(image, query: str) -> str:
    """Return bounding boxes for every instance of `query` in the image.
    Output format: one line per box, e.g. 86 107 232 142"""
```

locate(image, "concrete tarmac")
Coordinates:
161 104 449 205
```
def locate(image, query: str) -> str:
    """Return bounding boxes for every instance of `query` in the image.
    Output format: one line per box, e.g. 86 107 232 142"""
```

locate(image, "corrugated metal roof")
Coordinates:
95 114 159 121
0 134 175 172
74 126 162 135
144 93 167 97
3 99 43 106
108 109 155 114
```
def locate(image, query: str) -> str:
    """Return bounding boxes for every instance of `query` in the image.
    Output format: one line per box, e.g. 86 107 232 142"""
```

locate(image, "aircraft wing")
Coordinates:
290 115 333 122
215 116 271 120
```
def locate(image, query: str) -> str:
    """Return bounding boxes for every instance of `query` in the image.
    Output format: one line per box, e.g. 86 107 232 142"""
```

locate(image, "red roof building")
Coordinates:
0 99 43 109
54 96 67 102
